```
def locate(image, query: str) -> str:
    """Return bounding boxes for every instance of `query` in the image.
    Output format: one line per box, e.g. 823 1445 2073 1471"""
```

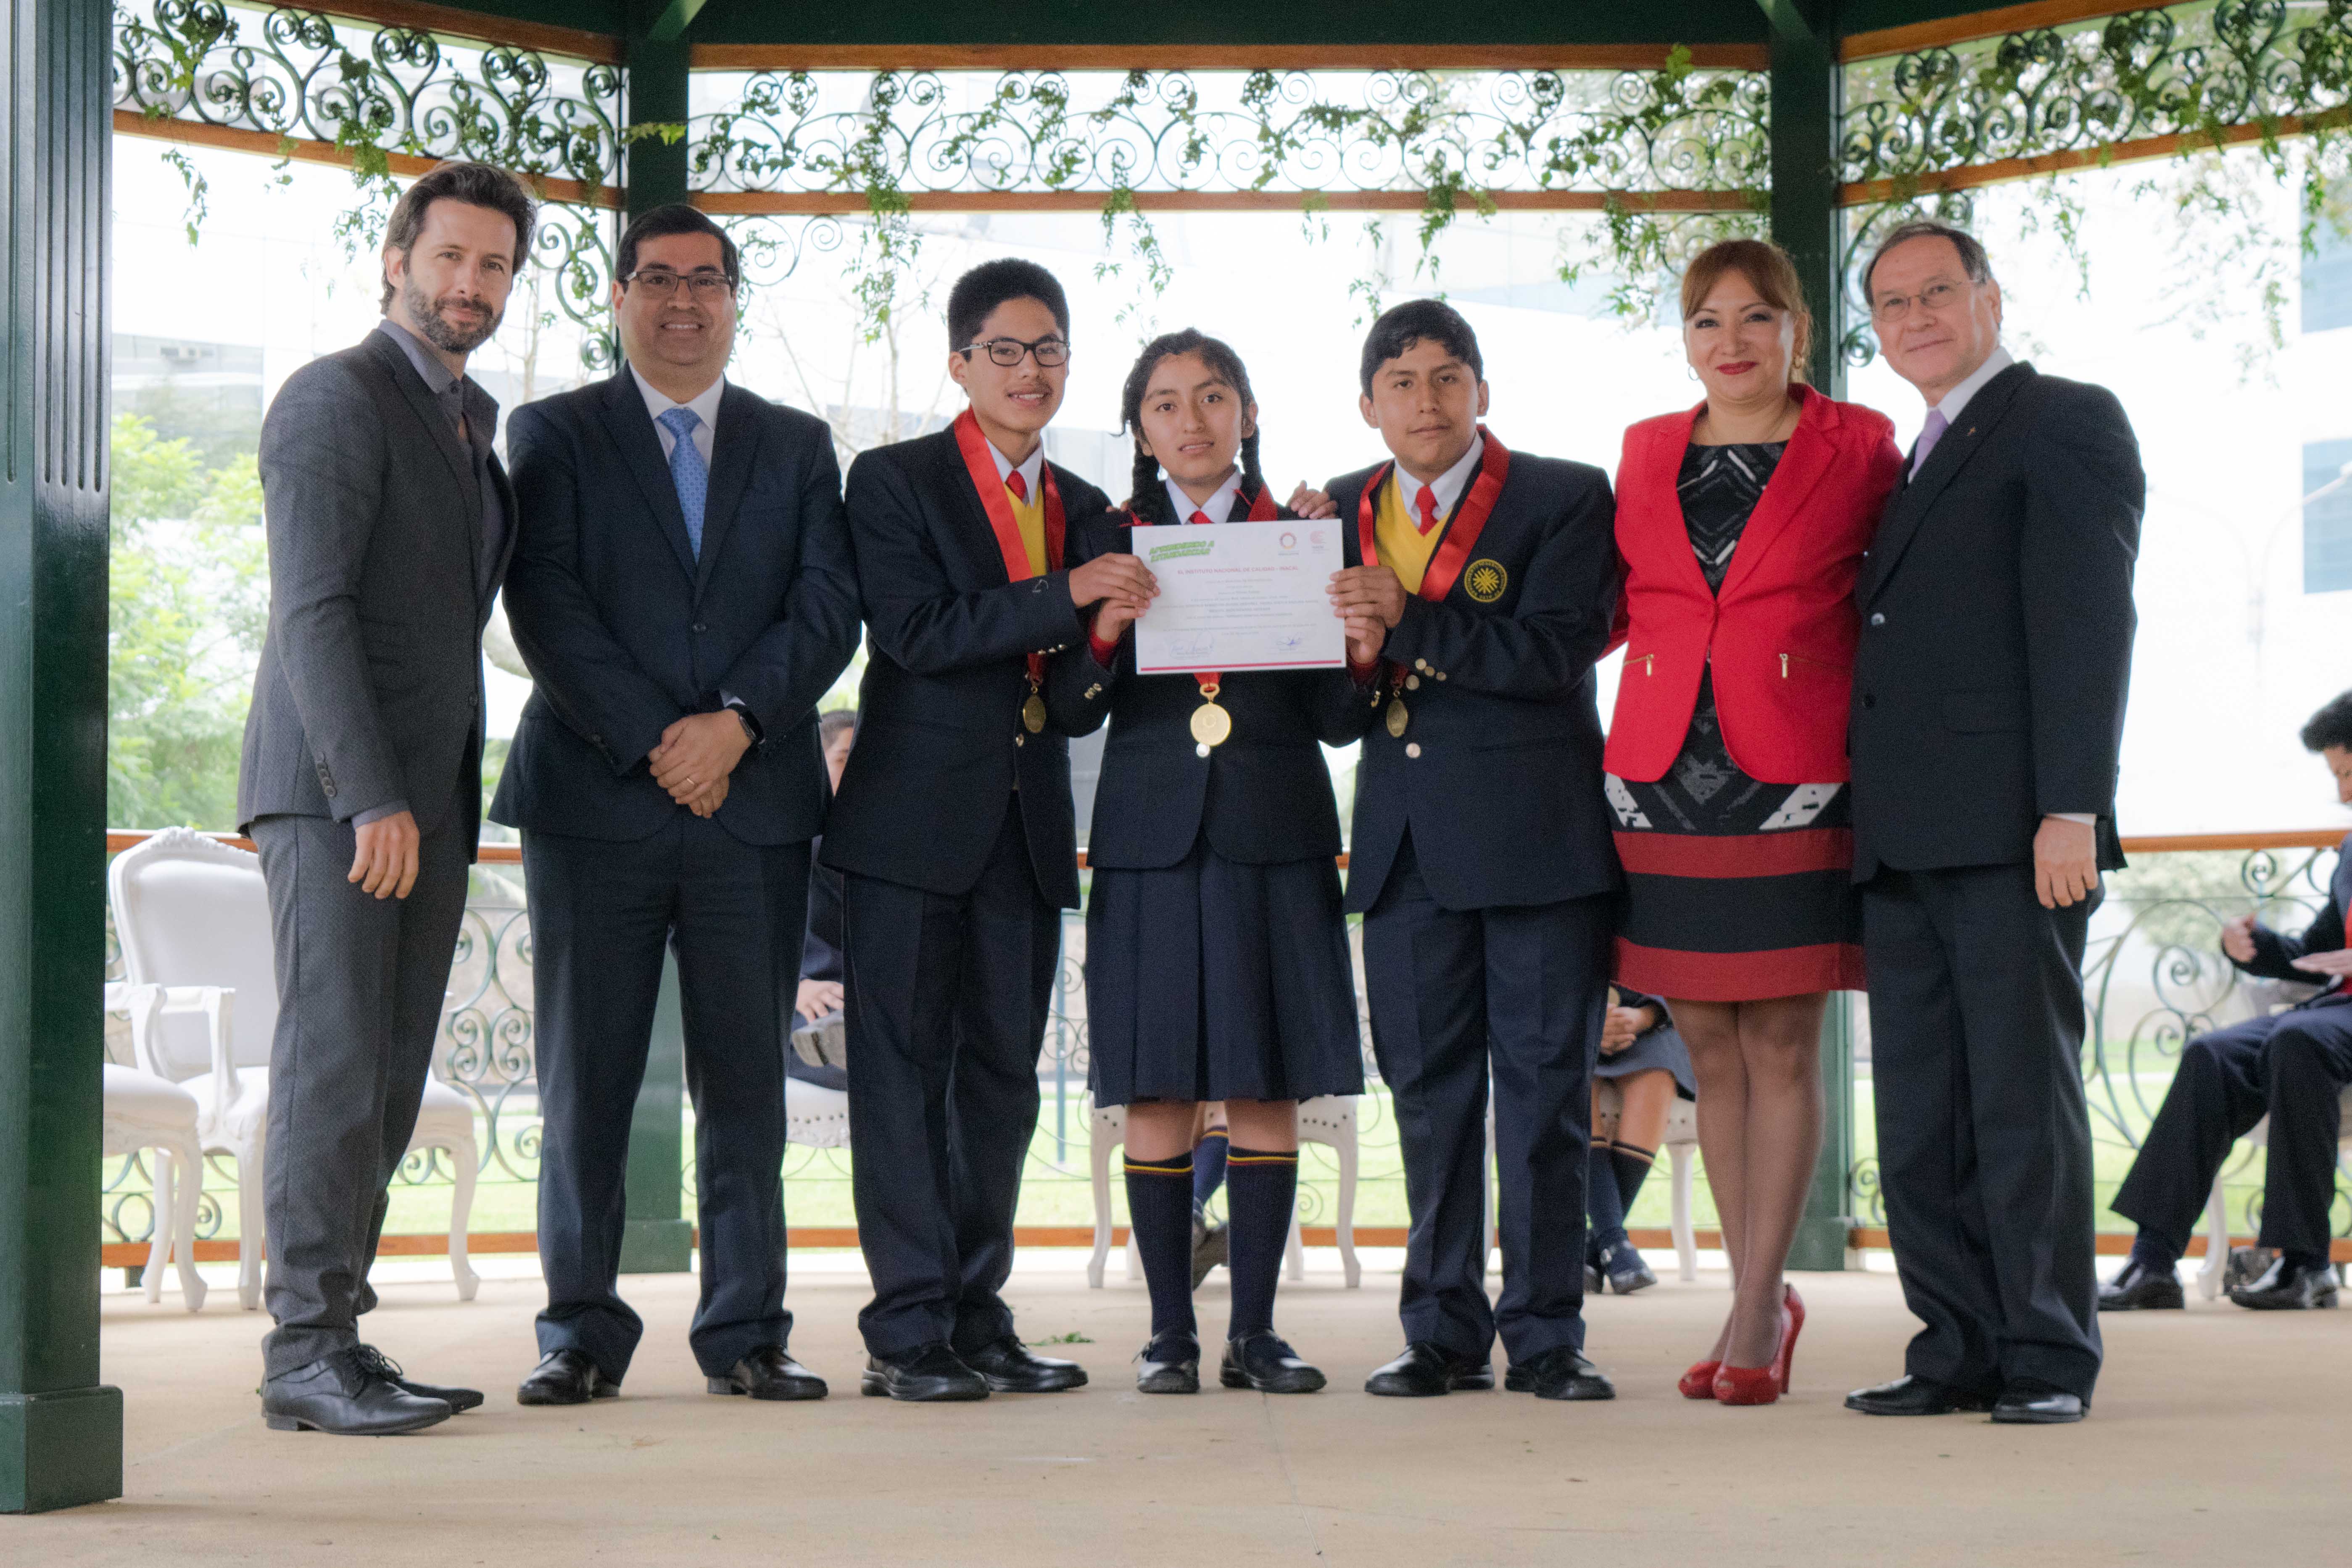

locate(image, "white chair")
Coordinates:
1486 1086 1703 1283
2195 1085 2352 1300
108 828 481 1307
102 983 207 1310
1088 1096 1361 1290
784 1075 850 1149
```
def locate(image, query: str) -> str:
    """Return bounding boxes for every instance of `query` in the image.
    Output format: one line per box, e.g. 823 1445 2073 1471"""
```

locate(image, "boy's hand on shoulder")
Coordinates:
1288 483 1338 520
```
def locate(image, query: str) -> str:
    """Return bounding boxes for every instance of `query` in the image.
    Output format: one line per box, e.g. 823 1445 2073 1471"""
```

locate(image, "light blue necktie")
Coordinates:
658 406 707 557
1909 407 1950 479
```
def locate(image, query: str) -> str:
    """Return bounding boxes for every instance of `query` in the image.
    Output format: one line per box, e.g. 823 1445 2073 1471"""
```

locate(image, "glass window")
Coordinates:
2306 439 2352 593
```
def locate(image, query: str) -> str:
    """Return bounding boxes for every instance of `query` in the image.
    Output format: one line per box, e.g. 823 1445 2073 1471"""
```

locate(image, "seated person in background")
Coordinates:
1588 989 1695 1296
789 709 858 1092
2100 690 2352 1312
1192 1104 1230 1287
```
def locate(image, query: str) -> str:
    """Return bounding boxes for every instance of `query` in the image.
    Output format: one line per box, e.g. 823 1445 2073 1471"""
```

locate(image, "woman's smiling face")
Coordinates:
1136 350 1255 498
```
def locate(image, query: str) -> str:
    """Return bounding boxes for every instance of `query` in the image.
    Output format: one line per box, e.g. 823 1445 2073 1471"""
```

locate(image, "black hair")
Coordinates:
1358 298 1484 399
380 161 538 312
818 708 857 747
1861 219 1995 304
946 258 1071 351
2300 690 2352 753
617 203 741 290
1117 329 1265 527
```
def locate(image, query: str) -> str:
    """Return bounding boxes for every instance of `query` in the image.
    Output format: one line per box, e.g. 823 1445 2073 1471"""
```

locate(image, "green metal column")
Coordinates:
1764 0 1856 1271
612 17 696 1275
0 0 122 1513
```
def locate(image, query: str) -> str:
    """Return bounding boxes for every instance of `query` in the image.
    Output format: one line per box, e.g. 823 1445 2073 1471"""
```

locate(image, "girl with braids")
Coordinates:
1047 329 1367 1396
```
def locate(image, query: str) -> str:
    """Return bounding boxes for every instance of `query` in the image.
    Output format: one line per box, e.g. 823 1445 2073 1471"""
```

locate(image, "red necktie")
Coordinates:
1005 470 1028 503
1189 509 1212 527
1415 484 1442 535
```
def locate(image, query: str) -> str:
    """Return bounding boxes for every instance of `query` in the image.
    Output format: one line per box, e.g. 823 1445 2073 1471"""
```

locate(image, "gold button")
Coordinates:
1435 672 1447 681
1014 735 1025 747
1414 659 1430 672
1405 674 1420 690
1405 743 1421 759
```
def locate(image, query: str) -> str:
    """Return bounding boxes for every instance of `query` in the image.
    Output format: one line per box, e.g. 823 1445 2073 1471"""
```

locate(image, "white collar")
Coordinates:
1393 432 1486 522
1928 345 2014 426
1165 468 1244 524
982 431 1046 501
631 365 725 432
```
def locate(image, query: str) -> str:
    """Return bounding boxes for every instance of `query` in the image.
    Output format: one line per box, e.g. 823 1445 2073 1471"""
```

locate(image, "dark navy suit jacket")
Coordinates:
2235 834 2351 1013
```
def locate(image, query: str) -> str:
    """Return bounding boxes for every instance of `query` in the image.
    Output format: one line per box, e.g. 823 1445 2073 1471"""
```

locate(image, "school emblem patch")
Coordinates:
1464 559 1508 603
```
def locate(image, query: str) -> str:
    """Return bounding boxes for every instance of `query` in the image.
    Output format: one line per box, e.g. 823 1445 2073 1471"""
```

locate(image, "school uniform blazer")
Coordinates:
1046 505 1365 870
490 372 861 846
820 429 1110 907
1848 362 2142 880
1606 385 1901 786
1325 449 1622 914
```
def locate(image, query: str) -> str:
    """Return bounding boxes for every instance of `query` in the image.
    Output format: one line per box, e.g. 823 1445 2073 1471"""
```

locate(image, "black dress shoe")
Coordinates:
263 1347 452 1435
709 1344 828 1401
1585 1263 1603 1294
1219 1332 1326 1393
1596 1242 1657 1296
860 1344 990 1402
1843 1374 1995 1416
1365 1341 1494 1397
1503 1346 1615 1401
517 1348 619 1406
1991 1381 2086 1424
960 1336 1088 1393
355 1344 483 1413
2096 1257 2185 1311
2228 1255 2341 1310
1134 1333 1201 1394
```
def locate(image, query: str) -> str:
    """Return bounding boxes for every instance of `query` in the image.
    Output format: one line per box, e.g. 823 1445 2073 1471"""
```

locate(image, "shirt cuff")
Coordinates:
353 799 411 827
1348 654 1383 687
2047 812 2097 825
1087 627 1124 667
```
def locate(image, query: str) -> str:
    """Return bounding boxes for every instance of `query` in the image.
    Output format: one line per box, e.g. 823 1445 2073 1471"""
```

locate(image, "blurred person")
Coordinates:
787 708 857 1093
1585 989 1694 1296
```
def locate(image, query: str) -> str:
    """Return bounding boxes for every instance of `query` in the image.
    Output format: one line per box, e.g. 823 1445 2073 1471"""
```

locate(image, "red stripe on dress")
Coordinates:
1612 827 1853 879
1614 938 1867 1001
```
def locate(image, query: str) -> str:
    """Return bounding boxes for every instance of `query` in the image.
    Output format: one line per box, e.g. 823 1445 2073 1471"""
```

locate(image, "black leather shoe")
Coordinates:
1503 1346 1615 1401
1991 1382 2086 1424
2228 1255 2341 1310
1219 1332 1326 1393
960 1336 1087 1393
1585 1262 1603 1295
709 1344 828 1401
1843 1374 1995 1416
860 1344 990 1402
354 1344 483 1413
263 1348 452 1435
1596 1242 1657 1296
1134 1333 1201 1394
1191 1220 1231 1290
517 1348 619 1406
1365 1341 1494 1397
2096 1257 2185 1311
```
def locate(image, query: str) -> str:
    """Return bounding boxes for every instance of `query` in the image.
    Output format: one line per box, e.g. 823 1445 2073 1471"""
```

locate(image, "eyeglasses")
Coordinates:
625 269 737 301
960 335 1070 368
1869 281 1965 323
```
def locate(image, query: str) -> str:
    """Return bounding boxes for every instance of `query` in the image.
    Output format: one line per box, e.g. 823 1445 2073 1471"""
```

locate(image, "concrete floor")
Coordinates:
14 1251 2348 1564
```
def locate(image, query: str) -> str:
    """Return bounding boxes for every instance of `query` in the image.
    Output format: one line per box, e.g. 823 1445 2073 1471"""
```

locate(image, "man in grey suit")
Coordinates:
237 161 537 1436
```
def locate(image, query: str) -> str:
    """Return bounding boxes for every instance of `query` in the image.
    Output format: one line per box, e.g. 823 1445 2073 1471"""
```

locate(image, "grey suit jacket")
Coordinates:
237 327 514 851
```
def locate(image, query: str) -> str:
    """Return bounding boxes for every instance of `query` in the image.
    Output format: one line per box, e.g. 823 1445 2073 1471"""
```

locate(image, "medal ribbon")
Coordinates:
1160 480 1280 700
1353 427 1511 682
954 407 1068 688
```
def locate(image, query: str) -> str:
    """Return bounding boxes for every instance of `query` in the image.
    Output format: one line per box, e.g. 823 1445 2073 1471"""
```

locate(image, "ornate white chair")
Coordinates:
108 828 481 1307
784 1075 850 1149
102 983 208 1310
1088 1095 1361 1290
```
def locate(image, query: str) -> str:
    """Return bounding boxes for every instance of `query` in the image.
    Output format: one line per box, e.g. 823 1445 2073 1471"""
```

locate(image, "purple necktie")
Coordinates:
1909 407 1950 478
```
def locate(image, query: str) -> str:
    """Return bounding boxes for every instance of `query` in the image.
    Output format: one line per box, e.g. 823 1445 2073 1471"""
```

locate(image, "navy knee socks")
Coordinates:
1223 1146 1297 1340
1124 1151 1198 1343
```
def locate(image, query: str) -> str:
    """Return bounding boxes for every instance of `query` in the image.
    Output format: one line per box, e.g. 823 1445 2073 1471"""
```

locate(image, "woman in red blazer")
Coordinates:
1606 239 1901 1406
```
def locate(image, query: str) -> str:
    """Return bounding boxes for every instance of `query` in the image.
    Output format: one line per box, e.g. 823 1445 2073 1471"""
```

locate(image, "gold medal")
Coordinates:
1384 696 1409 739
1021 692 1047 733
1190 701 1232 748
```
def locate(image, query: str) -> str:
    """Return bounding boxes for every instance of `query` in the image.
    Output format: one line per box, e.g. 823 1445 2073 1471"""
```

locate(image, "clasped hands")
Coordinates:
649 710 750 817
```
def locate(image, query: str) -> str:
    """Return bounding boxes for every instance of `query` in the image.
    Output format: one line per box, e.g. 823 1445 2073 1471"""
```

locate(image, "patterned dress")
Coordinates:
1607 440 1865 1001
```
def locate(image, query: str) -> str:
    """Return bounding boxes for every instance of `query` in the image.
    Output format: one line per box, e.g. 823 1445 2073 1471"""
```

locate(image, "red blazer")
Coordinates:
1605 385 1901 785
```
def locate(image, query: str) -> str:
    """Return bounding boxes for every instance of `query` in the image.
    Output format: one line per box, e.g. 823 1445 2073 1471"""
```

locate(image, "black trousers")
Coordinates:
842 801 1061 1358
1863 864 2102 1401
525 817 807 1382
1361 833 1611 1364
2111 1004 2352 1260
252 785 472 1378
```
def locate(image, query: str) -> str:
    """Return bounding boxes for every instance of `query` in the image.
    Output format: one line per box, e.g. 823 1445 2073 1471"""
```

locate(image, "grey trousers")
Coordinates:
251 794 471 1379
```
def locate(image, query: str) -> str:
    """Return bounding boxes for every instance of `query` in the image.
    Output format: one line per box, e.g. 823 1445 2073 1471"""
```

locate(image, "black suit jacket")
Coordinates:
1849 362 2142 881
1325 450 1622 913
2234 833 2350 1010
819 429 1109 907
1046 504 1364 870
489 371 860 845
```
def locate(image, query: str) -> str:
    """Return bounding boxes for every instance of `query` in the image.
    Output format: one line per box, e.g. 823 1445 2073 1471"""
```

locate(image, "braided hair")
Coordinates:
1118 328 1266 526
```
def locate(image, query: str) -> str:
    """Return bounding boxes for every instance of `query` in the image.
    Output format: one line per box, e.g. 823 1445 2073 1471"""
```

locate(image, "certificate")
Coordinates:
1129 520 1347 675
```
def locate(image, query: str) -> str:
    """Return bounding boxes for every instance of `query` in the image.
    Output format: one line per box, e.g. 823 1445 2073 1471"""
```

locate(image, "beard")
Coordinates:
403 275 501 354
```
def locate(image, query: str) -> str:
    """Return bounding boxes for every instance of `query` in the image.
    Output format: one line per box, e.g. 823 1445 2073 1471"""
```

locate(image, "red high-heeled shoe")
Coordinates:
1677 1360 1722 1400
1713 1283 1804 1406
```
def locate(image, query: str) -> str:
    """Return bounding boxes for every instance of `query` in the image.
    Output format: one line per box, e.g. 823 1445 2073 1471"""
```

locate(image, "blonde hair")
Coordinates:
1680 238 1813 384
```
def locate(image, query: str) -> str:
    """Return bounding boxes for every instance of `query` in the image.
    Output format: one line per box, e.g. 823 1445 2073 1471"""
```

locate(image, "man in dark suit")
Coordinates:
239 161 537 1436
1844 221 2142 1426
493 205 860 1406
823 259 1152 1400
1324 300 1622 1402
2100 695 2352 1312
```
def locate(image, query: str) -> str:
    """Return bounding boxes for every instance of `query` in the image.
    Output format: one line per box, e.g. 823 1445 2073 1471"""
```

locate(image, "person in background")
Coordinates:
2100 693 2352 1312
1586 989 1694 1296
788 708 857 1094
1190 1105 1231 1287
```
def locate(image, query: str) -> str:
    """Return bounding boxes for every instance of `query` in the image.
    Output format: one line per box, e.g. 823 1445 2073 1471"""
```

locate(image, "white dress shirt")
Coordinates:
633 366 725 464
1164 469 1245 524
1394 433 1486 522
1910 344 2014 476
982 432 1046 500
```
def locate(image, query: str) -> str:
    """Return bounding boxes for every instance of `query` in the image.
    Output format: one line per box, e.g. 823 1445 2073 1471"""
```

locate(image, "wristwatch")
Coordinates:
722 698 763 746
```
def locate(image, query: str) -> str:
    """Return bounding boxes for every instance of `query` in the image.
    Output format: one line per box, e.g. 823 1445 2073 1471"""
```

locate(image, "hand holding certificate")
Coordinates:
1129 520 1347 674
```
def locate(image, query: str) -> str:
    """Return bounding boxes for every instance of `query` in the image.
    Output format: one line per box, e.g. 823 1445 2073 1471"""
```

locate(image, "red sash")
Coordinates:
1354 428 1511 678
954 407 1067 686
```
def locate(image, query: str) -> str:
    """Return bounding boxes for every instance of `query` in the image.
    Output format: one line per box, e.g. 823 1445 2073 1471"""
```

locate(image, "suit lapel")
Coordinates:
363 329 477 506
692 384 761 596
1863 362 2036 606
937 431 1014 589
1716 387 1835 601
596 370 699 584
1644 404 1716 602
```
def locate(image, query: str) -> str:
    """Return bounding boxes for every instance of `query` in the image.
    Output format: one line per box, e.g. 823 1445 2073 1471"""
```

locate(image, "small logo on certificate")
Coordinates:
1466 559 1508 602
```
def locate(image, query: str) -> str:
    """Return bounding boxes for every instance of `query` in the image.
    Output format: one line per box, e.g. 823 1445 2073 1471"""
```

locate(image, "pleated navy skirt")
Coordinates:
1085 835 1366 1107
